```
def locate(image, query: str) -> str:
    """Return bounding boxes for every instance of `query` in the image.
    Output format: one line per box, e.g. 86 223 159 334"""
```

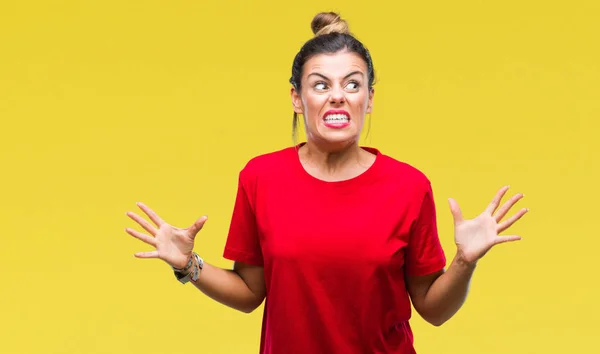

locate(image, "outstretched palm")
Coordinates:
449 186 528 264
125 202 208 269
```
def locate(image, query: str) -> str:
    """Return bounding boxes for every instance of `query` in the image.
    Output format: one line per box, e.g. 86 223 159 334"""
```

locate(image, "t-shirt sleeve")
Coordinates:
405 182 447 277
222 170 264 266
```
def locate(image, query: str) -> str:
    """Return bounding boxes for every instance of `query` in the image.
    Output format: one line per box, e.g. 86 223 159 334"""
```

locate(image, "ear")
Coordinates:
291 87 304 114
366 87 375 113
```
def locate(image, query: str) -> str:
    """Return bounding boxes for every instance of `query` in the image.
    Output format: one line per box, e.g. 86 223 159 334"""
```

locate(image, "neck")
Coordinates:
298 140 374 182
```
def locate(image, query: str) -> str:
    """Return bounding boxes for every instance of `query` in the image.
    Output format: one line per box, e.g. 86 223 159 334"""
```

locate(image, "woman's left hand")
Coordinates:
449 186 528 265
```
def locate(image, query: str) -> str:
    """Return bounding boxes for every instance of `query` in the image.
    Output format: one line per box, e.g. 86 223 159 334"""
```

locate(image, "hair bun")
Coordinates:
311 12 350 36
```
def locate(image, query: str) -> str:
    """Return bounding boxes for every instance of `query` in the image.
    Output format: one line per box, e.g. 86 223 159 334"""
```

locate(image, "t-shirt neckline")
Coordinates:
291 142 382 188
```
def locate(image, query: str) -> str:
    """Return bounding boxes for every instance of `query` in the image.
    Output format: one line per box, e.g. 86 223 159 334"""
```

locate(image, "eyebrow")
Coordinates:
307 71 364 81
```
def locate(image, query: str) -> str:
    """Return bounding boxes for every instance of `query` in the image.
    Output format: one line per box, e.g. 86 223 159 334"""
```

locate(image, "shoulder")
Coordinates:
375 150 432 188
366 148 435 206
373 152 436 209
238 145 297 182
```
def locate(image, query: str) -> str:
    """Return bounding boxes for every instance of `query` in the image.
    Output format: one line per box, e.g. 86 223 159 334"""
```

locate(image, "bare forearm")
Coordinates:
190 262 263 313
419 255 476 326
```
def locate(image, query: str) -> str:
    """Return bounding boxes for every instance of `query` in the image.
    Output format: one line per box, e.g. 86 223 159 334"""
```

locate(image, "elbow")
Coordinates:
239 307 255 314
239 304 259 314
420 312 449 327
414 303 454 327
238 297 264 314
427 317 447 327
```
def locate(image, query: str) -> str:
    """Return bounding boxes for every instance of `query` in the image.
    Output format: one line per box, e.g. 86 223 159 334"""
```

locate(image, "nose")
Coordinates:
329 86 345 105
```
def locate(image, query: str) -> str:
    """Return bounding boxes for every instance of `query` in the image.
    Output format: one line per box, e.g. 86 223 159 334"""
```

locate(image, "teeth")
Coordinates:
324 113 349 122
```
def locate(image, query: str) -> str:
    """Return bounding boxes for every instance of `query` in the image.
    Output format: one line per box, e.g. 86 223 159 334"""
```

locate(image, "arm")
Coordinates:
406 255 475 326
125 202 266 314
191 261 265 314
406 186 527 326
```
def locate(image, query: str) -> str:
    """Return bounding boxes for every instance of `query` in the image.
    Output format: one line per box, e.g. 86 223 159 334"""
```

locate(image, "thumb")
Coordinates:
188 215 208 239
448 198 464 224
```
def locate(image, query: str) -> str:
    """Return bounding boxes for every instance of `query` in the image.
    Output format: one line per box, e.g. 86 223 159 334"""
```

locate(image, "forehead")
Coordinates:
303 50 367 78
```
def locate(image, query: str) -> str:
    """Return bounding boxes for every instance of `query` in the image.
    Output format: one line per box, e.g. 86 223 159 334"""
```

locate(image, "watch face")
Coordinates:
178 273 191 284
175 271 188 283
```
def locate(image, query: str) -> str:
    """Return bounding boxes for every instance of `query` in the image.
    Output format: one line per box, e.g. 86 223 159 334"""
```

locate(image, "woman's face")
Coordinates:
291 50 374 148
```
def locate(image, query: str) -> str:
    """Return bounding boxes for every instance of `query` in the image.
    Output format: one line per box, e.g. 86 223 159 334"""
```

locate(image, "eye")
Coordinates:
346 81 360 90
314 82 328 91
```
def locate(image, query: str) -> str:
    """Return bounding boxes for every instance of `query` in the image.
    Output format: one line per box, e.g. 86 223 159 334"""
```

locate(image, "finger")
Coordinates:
497 208 529 233
188 216 208 239
125 227 158 247
494 193 524 222
493 235 522 245
485 185 510 215
448 198 464 224
136 202 165 227
134 251 159 258
126 211 157 236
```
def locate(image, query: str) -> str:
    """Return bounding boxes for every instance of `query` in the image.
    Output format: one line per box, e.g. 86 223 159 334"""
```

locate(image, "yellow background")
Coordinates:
1 1 598 353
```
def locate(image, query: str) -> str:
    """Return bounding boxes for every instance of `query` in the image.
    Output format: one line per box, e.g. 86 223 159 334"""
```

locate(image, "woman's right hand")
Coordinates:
125 202 208 269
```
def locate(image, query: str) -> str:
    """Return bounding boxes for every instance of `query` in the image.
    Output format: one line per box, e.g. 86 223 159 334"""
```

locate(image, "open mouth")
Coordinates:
323 110 351 128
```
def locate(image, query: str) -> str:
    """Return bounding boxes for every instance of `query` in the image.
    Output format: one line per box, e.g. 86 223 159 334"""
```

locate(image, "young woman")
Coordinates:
125 12 528 354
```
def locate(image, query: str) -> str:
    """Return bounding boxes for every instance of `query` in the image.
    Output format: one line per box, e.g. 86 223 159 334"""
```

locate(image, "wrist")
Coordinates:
454 251 478 271
172 253 194 272
173 253 204 284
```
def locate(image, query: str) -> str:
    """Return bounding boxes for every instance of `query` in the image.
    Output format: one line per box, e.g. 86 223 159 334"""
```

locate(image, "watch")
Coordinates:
172 254 194 273
173 253 204 284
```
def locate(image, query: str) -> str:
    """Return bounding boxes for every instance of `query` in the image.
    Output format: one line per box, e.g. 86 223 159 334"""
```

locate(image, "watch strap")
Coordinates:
174 253 203 284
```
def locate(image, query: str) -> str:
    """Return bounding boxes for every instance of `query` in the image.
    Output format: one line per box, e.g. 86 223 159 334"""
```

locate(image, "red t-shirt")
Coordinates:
223 144 446 354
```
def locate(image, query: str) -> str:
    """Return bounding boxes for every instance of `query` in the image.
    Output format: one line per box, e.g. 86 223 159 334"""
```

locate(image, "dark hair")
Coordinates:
289 12 376 142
